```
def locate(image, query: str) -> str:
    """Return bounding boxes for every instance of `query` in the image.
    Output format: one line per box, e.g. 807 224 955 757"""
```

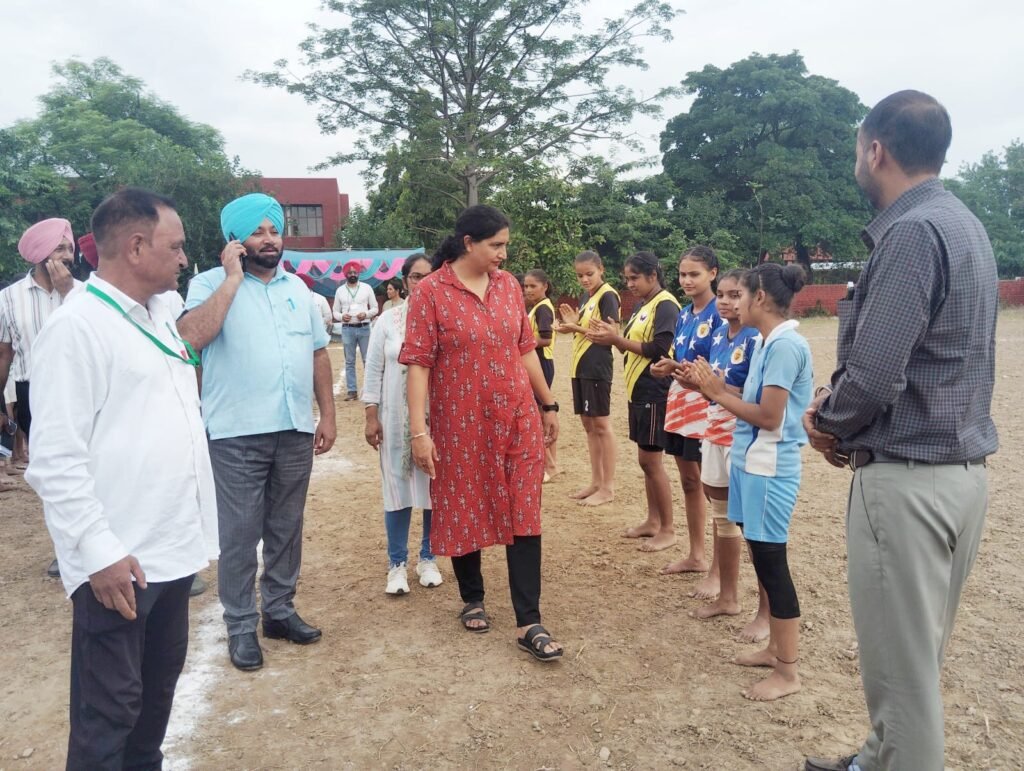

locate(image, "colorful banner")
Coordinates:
282 248 424 297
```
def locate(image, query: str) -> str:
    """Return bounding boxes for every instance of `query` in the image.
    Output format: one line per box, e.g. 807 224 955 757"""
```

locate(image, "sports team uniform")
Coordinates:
570 283 620 417
622 290 680 451
728 319 813 542
663 300 721 460
528 297 556 387
699 321 760 487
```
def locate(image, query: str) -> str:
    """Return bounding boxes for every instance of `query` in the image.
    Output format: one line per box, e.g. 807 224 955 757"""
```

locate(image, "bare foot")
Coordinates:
638 532 677 552
733 647 777 668
737 615 770 644
660 556 710 575
579 490 614 507
742 671 802 701
543 472 552 484
623 522 659 539
690 599 741 620
569 485 598 500
689 574 720 600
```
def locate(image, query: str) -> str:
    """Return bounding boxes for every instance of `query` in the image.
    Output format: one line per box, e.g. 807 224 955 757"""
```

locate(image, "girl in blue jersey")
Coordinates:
683 271 767 637
690 262 812 702
652 246 720 576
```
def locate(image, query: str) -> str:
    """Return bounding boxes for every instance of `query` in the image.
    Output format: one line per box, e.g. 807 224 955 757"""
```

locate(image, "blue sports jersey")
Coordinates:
731 320 813 478
671 299 721 363
707 321 760 392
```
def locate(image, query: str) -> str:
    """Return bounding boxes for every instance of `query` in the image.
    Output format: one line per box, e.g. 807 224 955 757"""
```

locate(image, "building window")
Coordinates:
284 205 324 237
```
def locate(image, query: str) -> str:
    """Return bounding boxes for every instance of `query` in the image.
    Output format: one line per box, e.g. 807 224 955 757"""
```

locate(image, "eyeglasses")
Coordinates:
408 273 428 280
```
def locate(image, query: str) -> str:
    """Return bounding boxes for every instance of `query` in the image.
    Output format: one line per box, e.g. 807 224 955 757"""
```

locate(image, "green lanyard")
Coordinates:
87 284 200 367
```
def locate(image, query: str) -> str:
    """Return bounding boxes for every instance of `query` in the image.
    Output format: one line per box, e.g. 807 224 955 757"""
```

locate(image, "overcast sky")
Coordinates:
5 0 1021 209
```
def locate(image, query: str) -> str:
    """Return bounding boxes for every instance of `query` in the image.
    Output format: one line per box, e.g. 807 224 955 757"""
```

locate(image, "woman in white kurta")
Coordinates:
362 255 442 595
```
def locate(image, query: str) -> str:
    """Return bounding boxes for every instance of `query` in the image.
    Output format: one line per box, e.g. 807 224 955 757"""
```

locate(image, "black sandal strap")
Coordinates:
524 625 552 649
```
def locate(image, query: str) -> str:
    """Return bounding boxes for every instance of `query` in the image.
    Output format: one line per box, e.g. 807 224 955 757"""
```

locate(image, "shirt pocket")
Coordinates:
276 298 313 337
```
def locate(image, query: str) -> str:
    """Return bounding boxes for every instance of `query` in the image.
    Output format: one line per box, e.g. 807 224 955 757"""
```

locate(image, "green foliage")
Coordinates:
660 51 872 275
1 58 257 285
946 141 1024 278
491 168 585 295
248 0 680 206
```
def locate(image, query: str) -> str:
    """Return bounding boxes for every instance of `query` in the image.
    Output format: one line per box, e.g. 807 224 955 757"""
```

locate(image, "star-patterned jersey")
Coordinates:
671 298 721 363
704 322 761 446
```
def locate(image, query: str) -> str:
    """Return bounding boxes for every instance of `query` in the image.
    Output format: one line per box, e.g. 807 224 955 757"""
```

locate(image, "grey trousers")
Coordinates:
847 460 987 771
209 430 315 636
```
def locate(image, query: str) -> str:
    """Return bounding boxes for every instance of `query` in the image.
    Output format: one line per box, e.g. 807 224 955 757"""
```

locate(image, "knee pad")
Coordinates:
747 540 800 619
710 498 741 538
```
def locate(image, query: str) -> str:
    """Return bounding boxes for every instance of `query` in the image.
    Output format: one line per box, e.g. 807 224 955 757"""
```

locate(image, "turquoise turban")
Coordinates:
220 193 285 242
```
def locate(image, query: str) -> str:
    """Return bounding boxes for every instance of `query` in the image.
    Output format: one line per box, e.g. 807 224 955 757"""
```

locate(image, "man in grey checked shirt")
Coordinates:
803 92 998 771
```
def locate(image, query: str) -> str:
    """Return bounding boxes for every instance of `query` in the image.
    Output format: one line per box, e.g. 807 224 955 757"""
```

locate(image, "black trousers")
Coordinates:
15 380 30 439
450 535 542 627
68 574 193 771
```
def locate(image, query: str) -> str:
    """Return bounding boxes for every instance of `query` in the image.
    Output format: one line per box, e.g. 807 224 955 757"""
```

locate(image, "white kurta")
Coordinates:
361 304 431 512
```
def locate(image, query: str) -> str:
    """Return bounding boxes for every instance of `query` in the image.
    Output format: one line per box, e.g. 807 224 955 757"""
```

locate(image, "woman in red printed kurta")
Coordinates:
400 205 564 662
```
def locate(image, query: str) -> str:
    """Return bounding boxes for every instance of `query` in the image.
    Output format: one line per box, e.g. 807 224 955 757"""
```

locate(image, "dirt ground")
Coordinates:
1 312 1022 770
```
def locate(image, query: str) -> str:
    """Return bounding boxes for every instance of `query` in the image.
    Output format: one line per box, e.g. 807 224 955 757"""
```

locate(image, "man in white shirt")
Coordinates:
332 260 377 399
25 188 218 770
1 217 83 577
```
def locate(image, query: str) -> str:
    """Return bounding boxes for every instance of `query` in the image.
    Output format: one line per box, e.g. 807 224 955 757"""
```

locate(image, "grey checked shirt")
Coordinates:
815 178 999 463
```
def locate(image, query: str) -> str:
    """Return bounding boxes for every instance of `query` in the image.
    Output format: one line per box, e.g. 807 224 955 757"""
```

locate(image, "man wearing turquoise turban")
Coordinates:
178 193 337 672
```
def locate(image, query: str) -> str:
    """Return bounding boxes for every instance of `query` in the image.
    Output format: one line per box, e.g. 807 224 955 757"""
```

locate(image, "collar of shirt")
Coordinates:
437 261 501 300
861 178 945 250
245 264 291 285
762 318 800 346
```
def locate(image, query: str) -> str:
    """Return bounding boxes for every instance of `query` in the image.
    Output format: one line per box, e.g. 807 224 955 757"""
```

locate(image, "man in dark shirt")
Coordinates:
803 92 998 771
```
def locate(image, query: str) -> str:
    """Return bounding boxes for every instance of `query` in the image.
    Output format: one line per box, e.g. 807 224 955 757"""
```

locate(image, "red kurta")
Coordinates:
398 262 544 557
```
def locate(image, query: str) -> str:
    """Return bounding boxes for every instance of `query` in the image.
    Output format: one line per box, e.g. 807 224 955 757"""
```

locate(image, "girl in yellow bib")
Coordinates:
524 269 558 481
589 252 680 551
556 251 620 506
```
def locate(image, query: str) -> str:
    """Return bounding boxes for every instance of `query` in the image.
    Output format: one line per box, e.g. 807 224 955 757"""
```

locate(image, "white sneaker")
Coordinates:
386 563 409 595
416 559 443 588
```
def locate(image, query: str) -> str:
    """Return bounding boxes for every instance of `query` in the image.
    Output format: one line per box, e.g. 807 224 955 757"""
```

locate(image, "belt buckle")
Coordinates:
847 449 873 471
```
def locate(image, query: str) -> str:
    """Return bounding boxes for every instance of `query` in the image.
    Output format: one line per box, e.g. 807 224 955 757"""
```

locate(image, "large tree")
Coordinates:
249 0 679 206
947 141 1024 277
660 52 871 274
1 59 255 284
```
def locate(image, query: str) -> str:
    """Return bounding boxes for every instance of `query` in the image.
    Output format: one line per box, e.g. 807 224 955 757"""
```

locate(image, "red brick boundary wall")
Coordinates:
557 280 1024 320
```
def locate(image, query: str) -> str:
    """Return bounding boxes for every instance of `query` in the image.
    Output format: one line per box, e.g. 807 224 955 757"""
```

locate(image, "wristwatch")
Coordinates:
541 402 559 413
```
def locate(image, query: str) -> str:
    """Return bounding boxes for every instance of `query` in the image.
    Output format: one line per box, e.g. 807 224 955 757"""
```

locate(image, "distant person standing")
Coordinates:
804 91 998 771
380 278 405 314
26 188 218 770
0 217 82 577
178 193 336 672
333 260 377 400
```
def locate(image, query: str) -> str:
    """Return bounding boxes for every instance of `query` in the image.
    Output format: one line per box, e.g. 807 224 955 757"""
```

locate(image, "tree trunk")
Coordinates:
465 174 479 207
795 239 813 282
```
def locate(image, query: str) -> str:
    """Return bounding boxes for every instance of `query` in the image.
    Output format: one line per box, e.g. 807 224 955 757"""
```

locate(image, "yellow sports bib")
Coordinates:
623 289 681 400
528 297 556 360
570 283 620 377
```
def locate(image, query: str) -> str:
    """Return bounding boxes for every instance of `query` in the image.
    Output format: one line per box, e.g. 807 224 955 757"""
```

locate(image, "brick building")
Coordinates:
258 178 350 249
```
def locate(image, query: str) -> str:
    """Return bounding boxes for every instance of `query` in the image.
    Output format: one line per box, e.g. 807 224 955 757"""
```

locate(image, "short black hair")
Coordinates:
860 90 952 175
91 187 177 255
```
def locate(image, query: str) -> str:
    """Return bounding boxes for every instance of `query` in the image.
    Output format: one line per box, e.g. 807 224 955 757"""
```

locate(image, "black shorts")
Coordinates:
572 378 611 417
664 433 702 461
628 400 666 451
539 357 555 388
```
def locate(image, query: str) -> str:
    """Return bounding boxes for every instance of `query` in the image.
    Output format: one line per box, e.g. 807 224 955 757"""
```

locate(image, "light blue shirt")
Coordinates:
185 266 330 440
731 320 813 478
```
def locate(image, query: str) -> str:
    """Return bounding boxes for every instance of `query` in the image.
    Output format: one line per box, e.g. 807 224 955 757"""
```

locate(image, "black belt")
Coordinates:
342 322 370 327
845 449 986 472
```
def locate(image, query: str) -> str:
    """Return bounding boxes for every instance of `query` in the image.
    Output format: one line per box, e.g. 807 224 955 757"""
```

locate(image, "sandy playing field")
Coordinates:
1 313 1022 770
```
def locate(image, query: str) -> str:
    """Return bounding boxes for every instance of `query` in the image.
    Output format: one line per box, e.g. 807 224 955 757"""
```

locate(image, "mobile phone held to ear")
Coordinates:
229 232 246 272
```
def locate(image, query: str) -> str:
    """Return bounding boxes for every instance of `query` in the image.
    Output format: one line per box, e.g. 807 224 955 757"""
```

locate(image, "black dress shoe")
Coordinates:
805 755 858 771
228 632 263 671
262 612 322 645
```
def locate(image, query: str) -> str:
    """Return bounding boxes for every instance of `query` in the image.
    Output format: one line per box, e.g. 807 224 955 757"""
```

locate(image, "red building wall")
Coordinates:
258 177 350 249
